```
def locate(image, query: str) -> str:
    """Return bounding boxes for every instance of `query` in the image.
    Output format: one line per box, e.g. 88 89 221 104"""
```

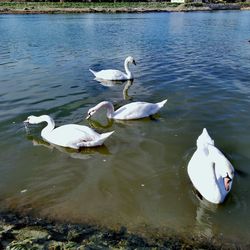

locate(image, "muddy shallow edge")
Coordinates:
0 210 249 249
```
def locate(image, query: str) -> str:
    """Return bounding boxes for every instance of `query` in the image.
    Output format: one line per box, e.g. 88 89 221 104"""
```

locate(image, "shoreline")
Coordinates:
0 3 250 14
0 210 247 249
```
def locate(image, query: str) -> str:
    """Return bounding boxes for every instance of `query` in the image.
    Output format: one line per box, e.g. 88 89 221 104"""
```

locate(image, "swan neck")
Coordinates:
40 115 55 138
211 162 224 199
97 101 114 119
124 59 132 79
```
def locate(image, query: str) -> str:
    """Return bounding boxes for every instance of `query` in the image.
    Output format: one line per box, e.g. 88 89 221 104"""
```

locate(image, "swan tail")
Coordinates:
98 131 114 145
157 99 168 108
75 131 114 148
89 68 97 77
197 128 214 150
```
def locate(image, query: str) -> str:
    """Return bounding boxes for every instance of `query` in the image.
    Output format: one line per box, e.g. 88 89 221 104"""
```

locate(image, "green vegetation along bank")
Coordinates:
0 2 250 13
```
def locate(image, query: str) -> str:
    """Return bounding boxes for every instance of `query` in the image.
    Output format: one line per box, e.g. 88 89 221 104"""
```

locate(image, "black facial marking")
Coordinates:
226 172 232 182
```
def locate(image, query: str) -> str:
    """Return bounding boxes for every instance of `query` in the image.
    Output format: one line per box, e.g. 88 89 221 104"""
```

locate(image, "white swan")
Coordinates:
89 56 136 81
86 99 167 120
187 128 234 204
24 115 114 149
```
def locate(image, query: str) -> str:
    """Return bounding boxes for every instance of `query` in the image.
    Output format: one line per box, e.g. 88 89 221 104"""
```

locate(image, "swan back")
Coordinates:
43 124 114 149
188 128 234 204
113 99 167 120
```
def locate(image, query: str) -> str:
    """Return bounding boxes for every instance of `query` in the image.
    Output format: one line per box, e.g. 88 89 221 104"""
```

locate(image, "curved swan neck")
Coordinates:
123 80 133 100
39 115 55 137
124 59 133 79
211 162 225 201
96 101 115 119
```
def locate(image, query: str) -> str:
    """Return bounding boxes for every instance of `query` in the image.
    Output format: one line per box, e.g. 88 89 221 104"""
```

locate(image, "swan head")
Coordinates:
221 165 234 192
126 56 136 65
224 172 233 192
24 115 41 124
213 159 234 193
86 108 96 120
86 101 114 120
24 115 53 125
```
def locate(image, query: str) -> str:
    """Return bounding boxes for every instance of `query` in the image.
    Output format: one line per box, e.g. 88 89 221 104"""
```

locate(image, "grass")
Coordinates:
239 2 250 7
0 2 181 9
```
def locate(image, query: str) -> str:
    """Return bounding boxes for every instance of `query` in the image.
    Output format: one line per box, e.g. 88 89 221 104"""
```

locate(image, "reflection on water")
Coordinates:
94 78 126 87
94 78 134 100
194 197 218 239
0 12 250 244
26 135 111 160
122 80 133 100
87 117 114 129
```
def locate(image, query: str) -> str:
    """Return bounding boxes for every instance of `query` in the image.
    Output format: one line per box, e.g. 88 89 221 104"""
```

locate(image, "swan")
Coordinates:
187 128 234 204
24 115 114 149
89 56 136 81
86 99 167 120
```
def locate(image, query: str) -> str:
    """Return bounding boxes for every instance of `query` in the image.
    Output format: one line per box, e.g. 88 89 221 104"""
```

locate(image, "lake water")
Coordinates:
0 11 250 245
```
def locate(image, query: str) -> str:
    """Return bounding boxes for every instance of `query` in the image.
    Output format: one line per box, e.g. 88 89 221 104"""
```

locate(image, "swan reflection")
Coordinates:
26 135 111 160
194 196 217 239
87 118 114 129
94 79 134 100
122 80 133 100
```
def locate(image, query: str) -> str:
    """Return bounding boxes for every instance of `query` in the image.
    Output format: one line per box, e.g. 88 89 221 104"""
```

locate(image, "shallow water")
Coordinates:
0 12 250 243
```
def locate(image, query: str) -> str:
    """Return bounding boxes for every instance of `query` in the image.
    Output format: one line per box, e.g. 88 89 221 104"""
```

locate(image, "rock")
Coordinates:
14 227 49 241
0 8 10 12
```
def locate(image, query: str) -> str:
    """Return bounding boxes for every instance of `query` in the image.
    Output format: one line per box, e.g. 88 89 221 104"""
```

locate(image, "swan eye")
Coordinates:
88 110 95 117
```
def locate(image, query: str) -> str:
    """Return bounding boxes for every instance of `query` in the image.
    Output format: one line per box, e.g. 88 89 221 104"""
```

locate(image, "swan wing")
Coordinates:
113 102 160 120
188 149 223 203
208 145 234 179
95 69 127 81
43 124 101 149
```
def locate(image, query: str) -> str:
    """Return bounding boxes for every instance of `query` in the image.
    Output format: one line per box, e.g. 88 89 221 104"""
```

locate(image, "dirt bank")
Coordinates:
0 3 249 14
0 210 249 249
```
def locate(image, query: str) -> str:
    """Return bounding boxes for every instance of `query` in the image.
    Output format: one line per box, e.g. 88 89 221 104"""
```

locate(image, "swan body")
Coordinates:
187 128 234 204
86 99 167 120
89 56 136 81
24 115 114 149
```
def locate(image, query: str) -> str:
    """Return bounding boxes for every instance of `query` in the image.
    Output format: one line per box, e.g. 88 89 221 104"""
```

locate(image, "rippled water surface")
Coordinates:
0 12 250 243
